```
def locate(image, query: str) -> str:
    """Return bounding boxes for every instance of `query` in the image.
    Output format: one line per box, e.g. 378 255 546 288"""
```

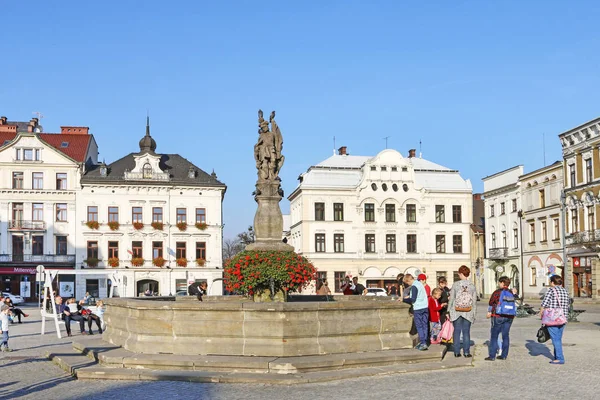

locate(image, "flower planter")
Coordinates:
195 222 208 230
176 258 188 267
108 221 120 231
176 222 187 232
108 257 119 268
152 257 165 267
151 222 164 230
86 221 100 230
195 258 206 267
131 257 144 267
133 222 144 230
84 258 99 267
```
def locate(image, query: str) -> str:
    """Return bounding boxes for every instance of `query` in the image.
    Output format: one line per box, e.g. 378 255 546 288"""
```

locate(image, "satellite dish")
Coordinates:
34 125 43 133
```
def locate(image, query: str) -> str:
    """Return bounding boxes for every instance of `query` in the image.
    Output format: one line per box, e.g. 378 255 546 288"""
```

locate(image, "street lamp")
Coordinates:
517 210 524 298
560 190 569 294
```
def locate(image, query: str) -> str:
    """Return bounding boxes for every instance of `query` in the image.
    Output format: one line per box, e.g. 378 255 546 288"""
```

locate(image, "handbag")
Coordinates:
541 288 567 326
537 325 550 343
439 319 454 343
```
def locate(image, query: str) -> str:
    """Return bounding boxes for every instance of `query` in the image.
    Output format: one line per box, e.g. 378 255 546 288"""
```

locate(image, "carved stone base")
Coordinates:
246 240 294 252
251 180 289 252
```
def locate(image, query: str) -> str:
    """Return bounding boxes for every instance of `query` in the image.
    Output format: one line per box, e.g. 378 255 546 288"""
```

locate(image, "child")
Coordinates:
1 304 11 352
403 274 429 351
418 274 431 297
428 288 447 343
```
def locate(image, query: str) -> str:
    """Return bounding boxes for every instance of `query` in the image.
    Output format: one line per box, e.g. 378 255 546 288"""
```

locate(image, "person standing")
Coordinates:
352 277 367 295
437 277 451 324
1 304 12 352
340 277 354 295
540 275 570 365
448 265 477 358
403 274 429 350
418 274 431 297
316 280 331 295
485 276 518 361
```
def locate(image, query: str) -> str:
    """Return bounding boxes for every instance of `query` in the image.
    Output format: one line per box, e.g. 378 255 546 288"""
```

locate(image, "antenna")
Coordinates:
32 111 44 120
543 133 546 165
383 136 391 149
419 140 422 158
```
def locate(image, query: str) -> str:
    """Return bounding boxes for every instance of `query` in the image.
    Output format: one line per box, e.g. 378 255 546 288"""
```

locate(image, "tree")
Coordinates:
237 226 255 246
223 238 244 261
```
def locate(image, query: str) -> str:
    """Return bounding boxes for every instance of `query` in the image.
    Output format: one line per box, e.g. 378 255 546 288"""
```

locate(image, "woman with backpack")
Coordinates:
540 275 570 364
448 265 477 358
485 276 518 361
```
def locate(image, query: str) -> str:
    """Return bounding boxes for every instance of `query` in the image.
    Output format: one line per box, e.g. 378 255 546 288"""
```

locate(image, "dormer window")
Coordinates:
188 166 195 179
391 166 397 171
142 162 153 179
402 167 408 172
381 166 387 171
370 166 376 171
61 142 69 148
100 164 108 177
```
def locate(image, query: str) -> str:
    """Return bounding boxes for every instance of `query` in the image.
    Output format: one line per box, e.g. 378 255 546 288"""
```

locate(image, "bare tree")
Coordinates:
237 226 255 246
223 238 243 261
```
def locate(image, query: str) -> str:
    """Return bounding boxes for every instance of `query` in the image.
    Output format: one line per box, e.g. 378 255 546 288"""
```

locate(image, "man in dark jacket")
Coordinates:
188 281 208 301
437 276 451 324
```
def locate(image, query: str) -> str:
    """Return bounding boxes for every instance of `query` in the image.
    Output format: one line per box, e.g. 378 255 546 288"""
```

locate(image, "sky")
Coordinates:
2 1 600 239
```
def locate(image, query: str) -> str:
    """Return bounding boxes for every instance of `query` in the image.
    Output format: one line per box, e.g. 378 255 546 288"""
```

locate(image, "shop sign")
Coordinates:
573 257 580 267
0 267 36 274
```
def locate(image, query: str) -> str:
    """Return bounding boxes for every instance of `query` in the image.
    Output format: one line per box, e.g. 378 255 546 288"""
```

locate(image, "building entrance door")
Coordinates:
12 236 24 262
137 279 159 296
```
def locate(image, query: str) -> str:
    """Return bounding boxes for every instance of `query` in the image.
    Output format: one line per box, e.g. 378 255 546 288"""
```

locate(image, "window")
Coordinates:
196 242 206 260
490 205 495 217
176 208 186 223
152 207 163 223
500 202 505 215
35 149 40 161
317 271 327 284
315 202 325 221
87 241 98 259
588 206 595 231
132 207 143 223
32 203 43 221
15 149 21 160
142 162 153 178
365 234 376 253
436 235 446 253
152 241 163 258
572 210 578 233
108 241 119 258
12 202 23 223
586 158 592 183
32 236 44 255
176 242 186 259
334 234 344 253
539 189 546 208
56 173 67 190
365 203 375 222
108 206 119 222
56 236 67 255
56 203 67 222
86 279 99 298
453 235 462 253
333 203 344 221
502 231 507 248
87 206 98 222
541 220 548 241
452 205 462 223
530 267 537 286
196 208 206 224
315 233 326 252
491 232 496 248
529 223 536 243
435 205 445 223
23 149 33 161
570 165 576 187
407 234 417 253
132 241 143 258
334 271 346 293
553 219 560 240
385 204 396 222
406 204 416 222
512 199 517 212
12 172 23 189
32 172 43 189
513 228 519 248
386 234 396 253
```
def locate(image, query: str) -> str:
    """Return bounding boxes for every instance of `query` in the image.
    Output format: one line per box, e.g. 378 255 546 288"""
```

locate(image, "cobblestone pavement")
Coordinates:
1 301 600 400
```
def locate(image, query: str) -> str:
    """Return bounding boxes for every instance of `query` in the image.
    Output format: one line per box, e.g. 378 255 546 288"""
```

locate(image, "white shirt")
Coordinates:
1 313 9 331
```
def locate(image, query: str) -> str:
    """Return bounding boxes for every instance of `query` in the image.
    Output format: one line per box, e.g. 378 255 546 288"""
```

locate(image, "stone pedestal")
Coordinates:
247 181 293 252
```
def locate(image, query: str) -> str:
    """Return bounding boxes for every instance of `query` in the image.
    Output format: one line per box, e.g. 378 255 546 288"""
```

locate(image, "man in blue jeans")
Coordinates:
485 276 518 361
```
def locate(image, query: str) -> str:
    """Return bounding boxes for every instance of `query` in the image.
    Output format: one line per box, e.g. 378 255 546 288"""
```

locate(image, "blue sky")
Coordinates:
2 1 600 238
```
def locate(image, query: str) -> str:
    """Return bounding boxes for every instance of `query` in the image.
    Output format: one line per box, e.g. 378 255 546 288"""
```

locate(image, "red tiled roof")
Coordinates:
0 132 91 162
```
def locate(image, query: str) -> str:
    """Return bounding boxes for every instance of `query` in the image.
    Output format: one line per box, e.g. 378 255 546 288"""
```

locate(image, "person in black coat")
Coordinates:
437 276 451 324
188 282 208 301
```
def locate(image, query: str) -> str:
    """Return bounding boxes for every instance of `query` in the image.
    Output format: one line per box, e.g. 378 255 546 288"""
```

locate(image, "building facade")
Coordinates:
559 117 600 299
520 162 564 298
482 166 523 296
76 120 226 298
288 147 473 293
0 117 97 300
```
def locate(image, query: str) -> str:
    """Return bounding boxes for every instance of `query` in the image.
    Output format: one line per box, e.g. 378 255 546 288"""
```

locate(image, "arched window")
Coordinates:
143 163 152 179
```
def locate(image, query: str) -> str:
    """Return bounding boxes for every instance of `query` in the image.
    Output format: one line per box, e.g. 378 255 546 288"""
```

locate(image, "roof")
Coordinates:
316 154 372 169
7 121 30 132
0 132 92 163
482 165 523 181
414 171 472 191
82 153 226 187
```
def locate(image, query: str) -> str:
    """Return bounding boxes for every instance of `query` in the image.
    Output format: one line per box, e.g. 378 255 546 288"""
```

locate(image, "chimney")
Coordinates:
0 116 6 125
27 118 39 133
408 149 416 158
473 193 482 200
338 146 347 156
61 126 90 135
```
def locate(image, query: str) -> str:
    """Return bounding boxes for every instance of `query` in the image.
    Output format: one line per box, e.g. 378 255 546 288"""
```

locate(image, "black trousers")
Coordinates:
87 314 103 333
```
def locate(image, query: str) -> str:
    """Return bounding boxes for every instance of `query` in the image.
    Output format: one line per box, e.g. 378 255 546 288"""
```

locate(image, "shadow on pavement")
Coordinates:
525 340 553 360
0 376 75 400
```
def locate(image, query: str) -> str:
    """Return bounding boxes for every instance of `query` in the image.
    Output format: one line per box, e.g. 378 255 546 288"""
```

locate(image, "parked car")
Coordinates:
176 290 188 296
2 292 25 305
365 288 387 297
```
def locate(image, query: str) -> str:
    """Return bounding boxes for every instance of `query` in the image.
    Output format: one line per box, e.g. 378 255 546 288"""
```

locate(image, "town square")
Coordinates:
2 1 600 399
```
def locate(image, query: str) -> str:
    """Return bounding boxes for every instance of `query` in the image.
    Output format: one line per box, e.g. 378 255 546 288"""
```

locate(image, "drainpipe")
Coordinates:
560 190 569 295
518 210 524 298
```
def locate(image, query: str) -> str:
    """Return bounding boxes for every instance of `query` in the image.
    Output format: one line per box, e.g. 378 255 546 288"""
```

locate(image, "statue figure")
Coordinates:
254 109 284 182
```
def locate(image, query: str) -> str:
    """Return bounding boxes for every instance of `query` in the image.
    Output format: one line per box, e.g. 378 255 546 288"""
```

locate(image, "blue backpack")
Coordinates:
495 289 517 316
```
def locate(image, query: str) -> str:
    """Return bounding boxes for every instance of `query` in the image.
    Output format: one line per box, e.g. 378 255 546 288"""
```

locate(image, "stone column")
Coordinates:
592 258 599 300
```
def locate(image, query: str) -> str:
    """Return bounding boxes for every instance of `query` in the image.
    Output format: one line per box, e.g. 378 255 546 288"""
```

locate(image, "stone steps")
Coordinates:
46 336 473 384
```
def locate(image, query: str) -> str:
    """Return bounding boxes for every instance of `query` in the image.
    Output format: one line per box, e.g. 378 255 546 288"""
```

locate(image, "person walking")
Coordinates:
485 276 518 361
540 275 570 365
448 265 477 358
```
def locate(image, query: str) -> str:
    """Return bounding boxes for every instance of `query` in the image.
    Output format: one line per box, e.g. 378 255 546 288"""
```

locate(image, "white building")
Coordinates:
0 117 98 300
288 147 473 293
482 166 523 295
520 161 564 298
75 120 226 298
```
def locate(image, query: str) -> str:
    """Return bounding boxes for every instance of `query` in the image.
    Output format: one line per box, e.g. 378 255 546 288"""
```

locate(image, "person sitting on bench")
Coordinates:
60 298 87 337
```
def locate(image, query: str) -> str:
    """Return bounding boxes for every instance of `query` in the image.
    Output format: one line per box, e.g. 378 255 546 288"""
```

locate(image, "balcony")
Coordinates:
488 247 508 260
0 254 75 265
8 220 46 231
565 230 600 246
124 171 170 181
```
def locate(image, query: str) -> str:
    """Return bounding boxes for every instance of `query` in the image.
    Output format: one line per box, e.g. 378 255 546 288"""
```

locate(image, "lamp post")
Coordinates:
517 210 524 298
560 190 569 294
